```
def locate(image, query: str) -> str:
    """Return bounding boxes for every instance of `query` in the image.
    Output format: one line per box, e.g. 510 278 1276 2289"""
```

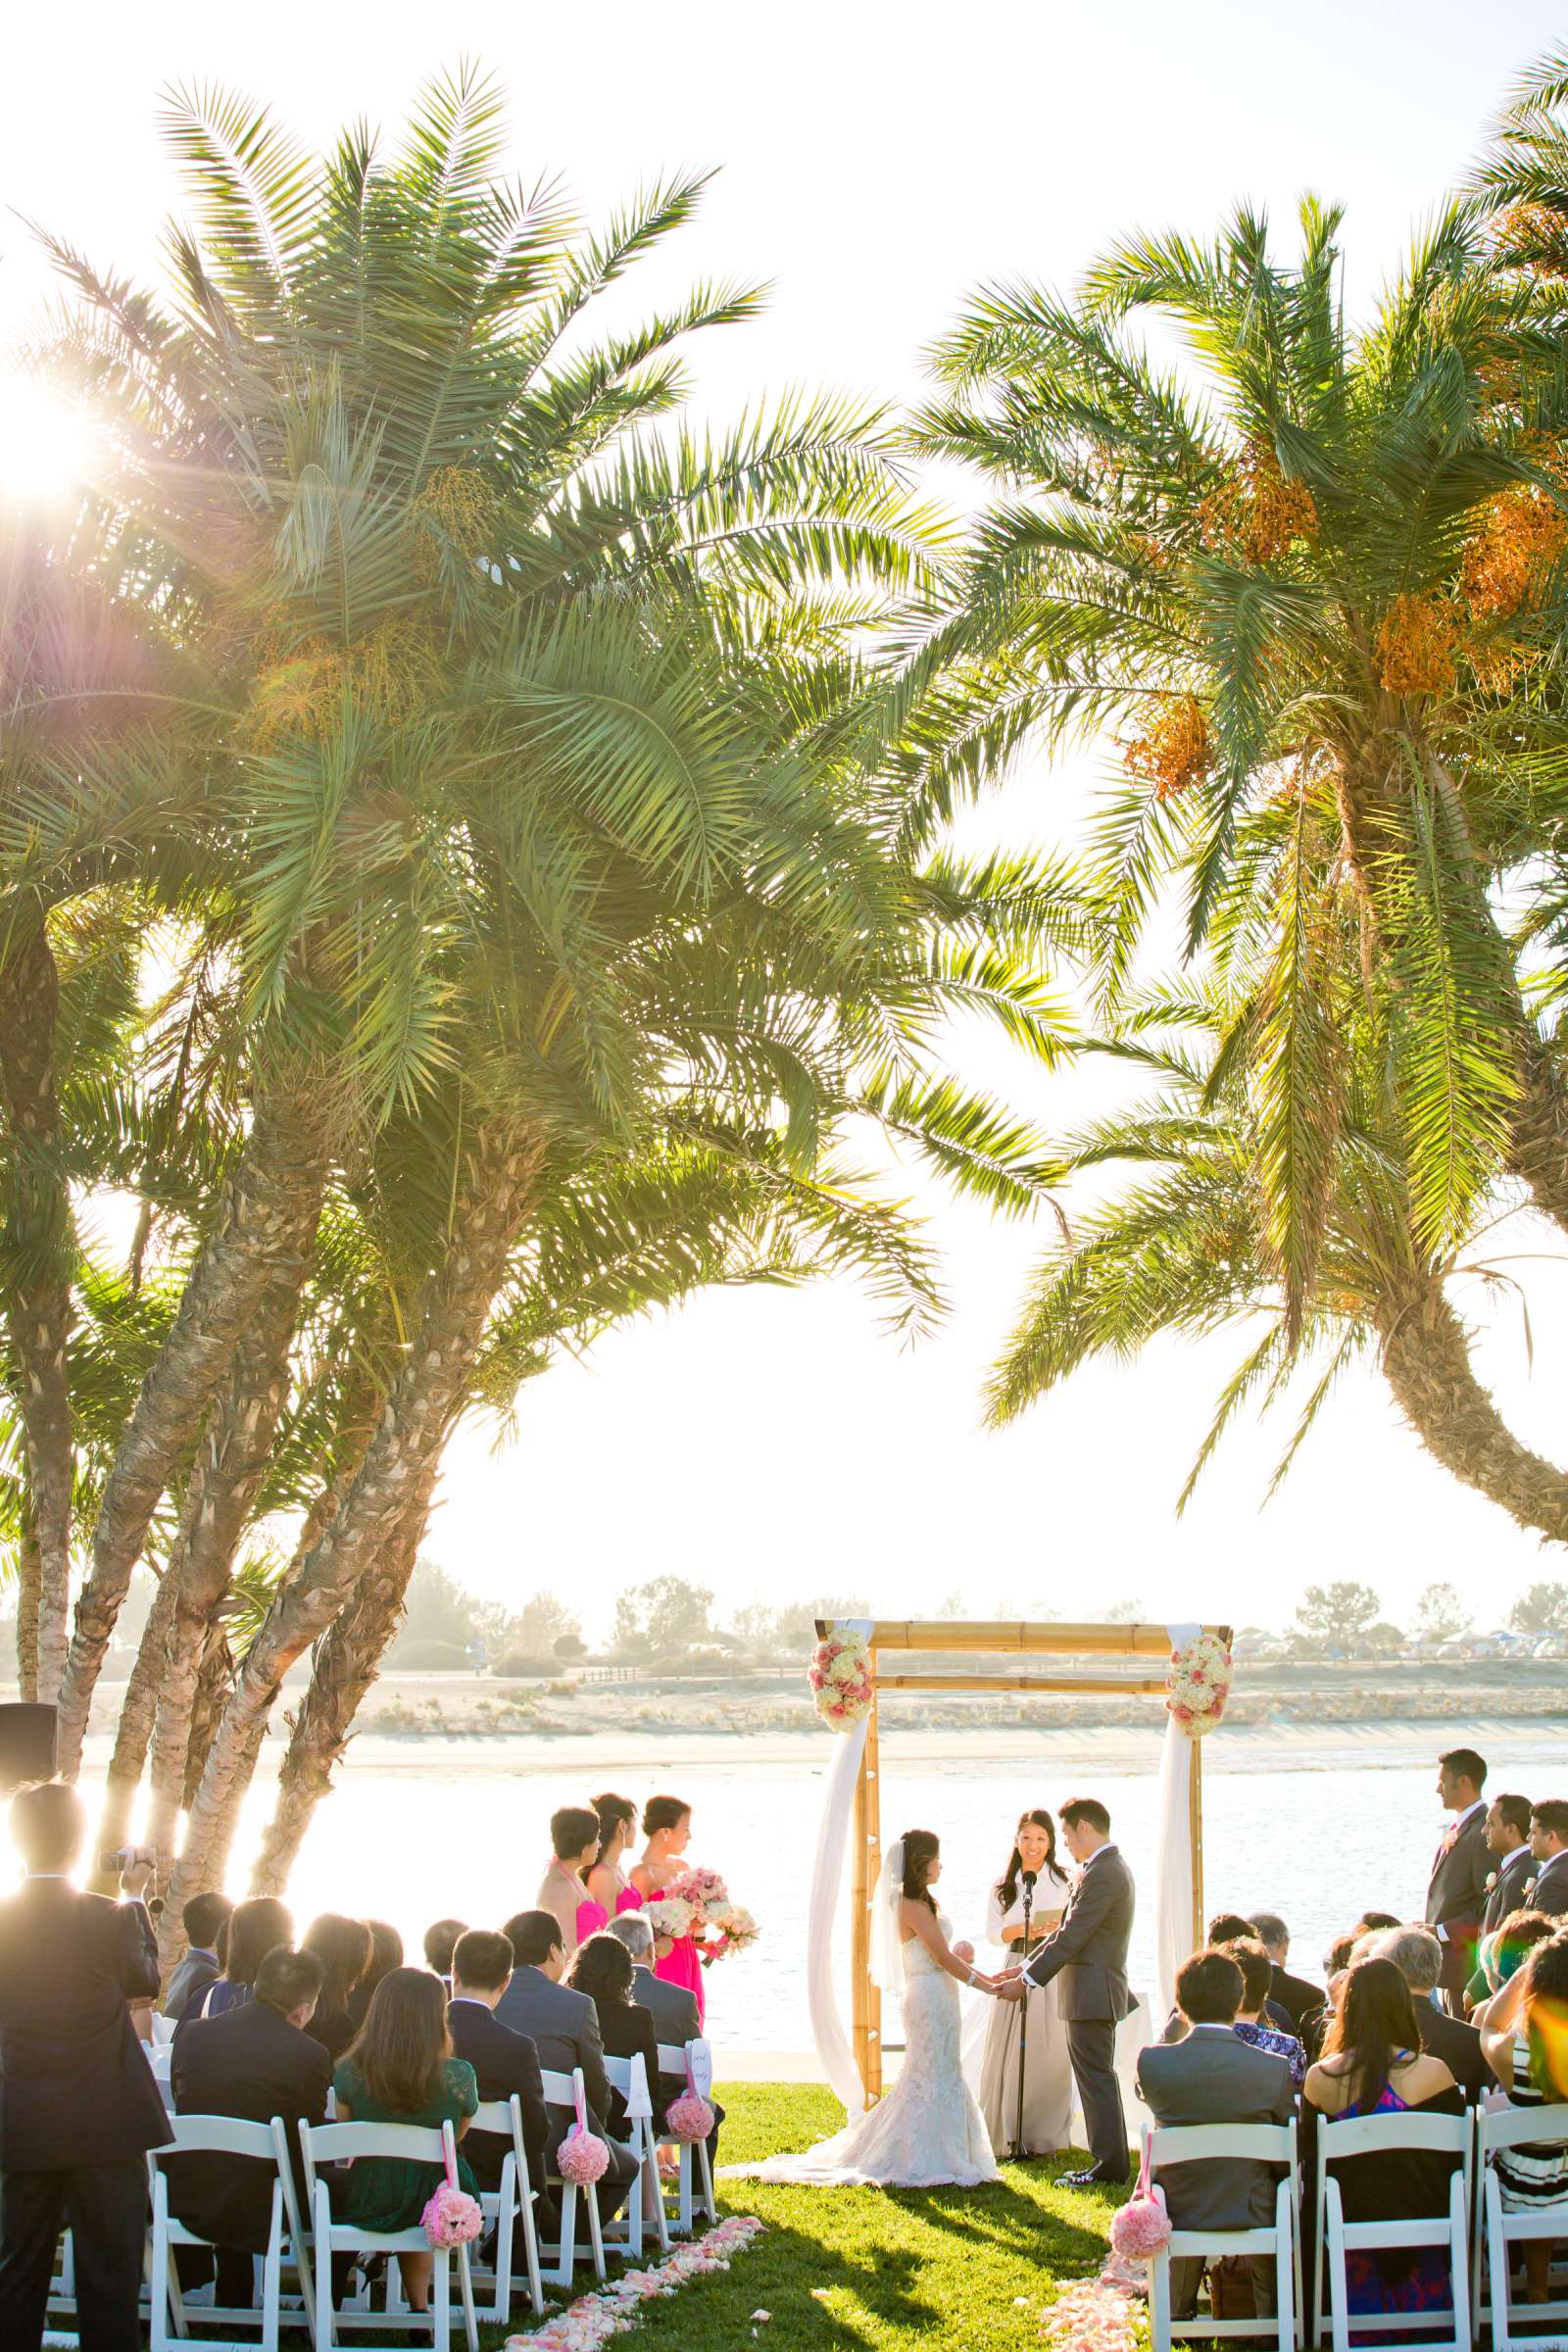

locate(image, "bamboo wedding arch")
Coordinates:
818 1616 1232 2100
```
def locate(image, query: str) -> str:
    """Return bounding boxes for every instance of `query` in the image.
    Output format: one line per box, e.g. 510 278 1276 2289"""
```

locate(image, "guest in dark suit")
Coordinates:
495 1911 637 2234
167 1944 330 2302
300 1914 372 2063
0 1782 168 2352
1371 1926 1487 2100
422 1918 466 1991
567 1933 668 2138
1000 1796 1134 2184
446 1930 551 2227
1159 1913 1297 2044
1425 1748 1491 2014
176 1895 292 2030
1249 1912 1321 2039
163 1891 234 2021
1137 1948 1294 2320
1528 1800 1568 1919
1481 1797 1537 1935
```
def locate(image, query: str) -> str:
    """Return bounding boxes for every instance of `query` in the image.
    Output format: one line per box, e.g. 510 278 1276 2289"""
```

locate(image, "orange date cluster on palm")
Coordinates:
1198 445 1319 565
1460 481 1568 621
1494 201 1568 281
246 612 446 745
1123 693 1211 799
408 466 502 580
1373 593 1459 700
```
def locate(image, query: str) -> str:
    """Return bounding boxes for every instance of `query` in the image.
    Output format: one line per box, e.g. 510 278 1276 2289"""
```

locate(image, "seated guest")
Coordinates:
1478 1925 1568 2303
606 1910 725 2167
1473 1908 1556 2023
1528 1801 1568 1918
164 1890 234 2020
1161 1914 1295 2042
1223 1936 1305 2088
1137 1948 1294 2319
495 1909 638 2234
1353 1912 1401 1937
0 1783 167 2352
301 1914 373 2062
446 1929 551 2228
567 1931 668 2138
1303 1957 1464 2321
333 1969 478 2315
169 1945 331 2303
538 1806 604 1953
347 1918 404 2027
1249 1912 1320 2038
1370 1925 1486 2101
422 1917 466 1988
1300 1933 1358 2062
180 1895 292 2026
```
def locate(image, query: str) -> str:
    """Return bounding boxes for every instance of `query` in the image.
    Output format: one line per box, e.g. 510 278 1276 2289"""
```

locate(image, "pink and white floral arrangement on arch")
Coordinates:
807 1622 874 1731
1163 1630 1233 1739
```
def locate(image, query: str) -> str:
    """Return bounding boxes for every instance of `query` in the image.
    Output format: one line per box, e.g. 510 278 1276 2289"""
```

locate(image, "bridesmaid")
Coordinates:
976 1808 1073 2157
587 1792 639 1920
628 1792 714 2025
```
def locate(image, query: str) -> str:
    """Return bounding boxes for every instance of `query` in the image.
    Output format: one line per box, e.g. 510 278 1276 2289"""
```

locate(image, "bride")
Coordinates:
727 1827 1000 2186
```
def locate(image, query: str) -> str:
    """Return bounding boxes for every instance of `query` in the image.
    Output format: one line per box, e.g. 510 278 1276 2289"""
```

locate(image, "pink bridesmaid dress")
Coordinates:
575 1894 609 1944
619 1884 706 2024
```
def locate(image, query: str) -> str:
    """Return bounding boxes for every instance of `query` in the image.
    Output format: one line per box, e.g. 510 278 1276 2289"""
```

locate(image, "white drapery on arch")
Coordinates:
1151 1619 1202 2032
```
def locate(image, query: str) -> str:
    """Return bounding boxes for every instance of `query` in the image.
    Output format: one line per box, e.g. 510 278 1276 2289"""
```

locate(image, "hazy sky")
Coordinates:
6 1 1568 1642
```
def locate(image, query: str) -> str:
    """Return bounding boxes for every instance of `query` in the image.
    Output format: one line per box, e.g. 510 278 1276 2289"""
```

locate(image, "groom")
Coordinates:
997 1796 1134 2184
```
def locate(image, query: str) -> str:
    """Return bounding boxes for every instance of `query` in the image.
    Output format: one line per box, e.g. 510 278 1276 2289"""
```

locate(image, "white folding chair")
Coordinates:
148 2044 175 2086
147 2114 307 2352
601 2053 669 2260
655 2039 716 2237
1145 2120 1298 2352
152 2012 178 2047
1474 2098 1568 2352
466 2095 543 2324
535 2067 606 2290
1317 2110 1471 2352
300 2117 477 2352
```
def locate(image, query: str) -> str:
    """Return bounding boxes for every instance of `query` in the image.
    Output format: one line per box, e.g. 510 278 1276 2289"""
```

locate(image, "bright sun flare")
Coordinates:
0 373 95 505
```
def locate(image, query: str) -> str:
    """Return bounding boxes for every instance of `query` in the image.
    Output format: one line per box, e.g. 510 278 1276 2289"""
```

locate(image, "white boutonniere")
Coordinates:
1486 1870 1498 1891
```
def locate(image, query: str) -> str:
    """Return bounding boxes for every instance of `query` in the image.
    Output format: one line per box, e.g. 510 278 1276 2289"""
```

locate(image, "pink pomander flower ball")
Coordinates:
420 2180 484 2247
558 2122 612 2184
952 1939 975 1966
666 2090 716 2141
1110 2192 1172 2258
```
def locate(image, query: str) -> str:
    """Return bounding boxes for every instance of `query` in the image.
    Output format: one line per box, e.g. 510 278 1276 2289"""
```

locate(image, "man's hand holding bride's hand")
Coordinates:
993 1972 1026 2002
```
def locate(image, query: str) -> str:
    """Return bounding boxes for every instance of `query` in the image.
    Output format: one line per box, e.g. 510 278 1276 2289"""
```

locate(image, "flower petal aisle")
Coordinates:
506 2216 765 2351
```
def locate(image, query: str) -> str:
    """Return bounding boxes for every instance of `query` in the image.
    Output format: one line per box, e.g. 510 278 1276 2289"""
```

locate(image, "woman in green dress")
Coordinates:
331 1967 479 2311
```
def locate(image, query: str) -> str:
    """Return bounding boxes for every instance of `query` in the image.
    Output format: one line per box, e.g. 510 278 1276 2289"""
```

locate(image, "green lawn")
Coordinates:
495 2082 1129 2350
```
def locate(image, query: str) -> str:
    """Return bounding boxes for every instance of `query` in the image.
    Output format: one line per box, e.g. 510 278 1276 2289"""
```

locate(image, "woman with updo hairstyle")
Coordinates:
630 1792 713 2022
567 1931 668 2136
587 1791 639 1920
975 1806 1072 2155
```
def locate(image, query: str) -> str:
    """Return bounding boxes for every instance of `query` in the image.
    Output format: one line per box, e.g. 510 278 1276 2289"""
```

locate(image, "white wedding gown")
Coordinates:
726 1914 998 2186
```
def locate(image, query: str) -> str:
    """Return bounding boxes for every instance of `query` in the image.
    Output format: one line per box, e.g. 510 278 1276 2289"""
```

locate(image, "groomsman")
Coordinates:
1424 1748 1491 2015
1481 1794 1537 1936
999 1796 1134 2185
1528 1800 1568 1919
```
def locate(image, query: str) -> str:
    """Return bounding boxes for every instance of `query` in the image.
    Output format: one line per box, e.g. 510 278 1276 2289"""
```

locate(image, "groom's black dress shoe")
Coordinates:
1060 2166 1128 2187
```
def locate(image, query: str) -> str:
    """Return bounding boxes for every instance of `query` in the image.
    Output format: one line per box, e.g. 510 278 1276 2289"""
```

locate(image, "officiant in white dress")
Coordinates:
975 1809 1073 2156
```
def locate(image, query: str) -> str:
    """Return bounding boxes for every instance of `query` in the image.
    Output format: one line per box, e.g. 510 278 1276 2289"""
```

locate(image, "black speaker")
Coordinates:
0 1703 58 1793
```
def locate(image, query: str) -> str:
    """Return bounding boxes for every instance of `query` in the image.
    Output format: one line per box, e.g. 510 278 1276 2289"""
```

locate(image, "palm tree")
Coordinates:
910 195 1568 1342
986 973 1568 1544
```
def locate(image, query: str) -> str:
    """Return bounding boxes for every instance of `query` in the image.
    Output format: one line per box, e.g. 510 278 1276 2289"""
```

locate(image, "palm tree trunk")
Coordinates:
93 1566 180 1881
249 1472 432 1895
166 1124 540 1934
15 1513 40 1701
142 1258 314 1882
0 920 75 1701
1506 1035 1568 1236
53 1085 330 1778
1376 1273 1568 1543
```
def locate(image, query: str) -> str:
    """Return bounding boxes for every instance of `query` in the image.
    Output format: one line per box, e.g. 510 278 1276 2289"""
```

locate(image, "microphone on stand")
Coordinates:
1014 1869 1037 2159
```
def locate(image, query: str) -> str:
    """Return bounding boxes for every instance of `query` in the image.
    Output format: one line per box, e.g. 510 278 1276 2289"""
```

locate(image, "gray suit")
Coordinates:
631 1967 701 2052
1533 1853 1568 1920
1137 2026 1294 2318
1024 1843 1135 2178
1481 1848 1537 1936
492 1968 637 2222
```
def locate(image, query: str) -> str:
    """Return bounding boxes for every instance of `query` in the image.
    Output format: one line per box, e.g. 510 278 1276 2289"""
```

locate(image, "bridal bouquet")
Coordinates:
1164 1631 1233 1739
668 1867 760 1961
808 1624 874 1730
642 1892 697 1942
